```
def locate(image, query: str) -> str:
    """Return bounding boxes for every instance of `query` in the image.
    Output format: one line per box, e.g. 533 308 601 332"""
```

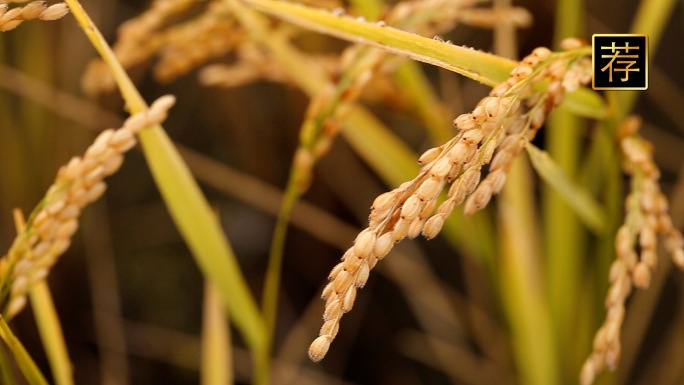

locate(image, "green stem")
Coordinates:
29 282 73 385
544 107 585 377
63 1 267 383
241 0 516 85
261 172 301 352
498 157 558 385
546 0 585 379
0 345 19 385
0 316 49 385
553 0 584 43
201 282 233 385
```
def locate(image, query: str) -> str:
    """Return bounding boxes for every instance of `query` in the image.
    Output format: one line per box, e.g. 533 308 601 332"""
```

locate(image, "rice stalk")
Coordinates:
0 1 679 384
241 0 516 86
28 281 72 385
0 348 17 385
580 117 684 385
309 44 593 361
546 0 586 376
498 156 555 385
578 1 681 382
0 62 358 261
260 0 481 358
0 95 176 319
201 281 233 385
0 315 48 385
65 3 268 383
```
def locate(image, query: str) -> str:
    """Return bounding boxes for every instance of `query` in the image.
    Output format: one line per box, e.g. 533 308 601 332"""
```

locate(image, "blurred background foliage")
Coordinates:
0 0 683 384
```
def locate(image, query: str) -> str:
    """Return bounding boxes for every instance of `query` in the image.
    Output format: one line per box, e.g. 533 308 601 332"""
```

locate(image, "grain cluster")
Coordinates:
580 116 684 385
0 1 68 32
309 44 593 362
0 95 176 319
82 0 268 95
284 0 482 194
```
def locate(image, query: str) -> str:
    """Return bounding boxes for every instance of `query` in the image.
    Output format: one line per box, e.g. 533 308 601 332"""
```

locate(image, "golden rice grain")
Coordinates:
0 95 176 319
580 116 684 385
309 44 594 361
0 1 68 32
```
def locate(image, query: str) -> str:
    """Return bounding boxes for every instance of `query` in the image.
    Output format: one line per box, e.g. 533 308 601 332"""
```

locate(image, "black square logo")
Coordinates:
592 34 648 90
